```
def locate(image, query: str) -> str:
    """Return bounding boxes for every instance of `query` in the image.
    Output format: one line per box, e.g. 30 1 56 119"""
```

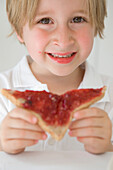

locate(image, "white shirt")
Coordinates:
0 55 113 151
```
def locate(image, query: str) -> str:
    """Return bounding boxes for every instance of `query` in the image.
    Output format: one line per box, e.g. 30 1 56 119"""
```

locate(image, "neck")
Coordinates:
30 63 85 95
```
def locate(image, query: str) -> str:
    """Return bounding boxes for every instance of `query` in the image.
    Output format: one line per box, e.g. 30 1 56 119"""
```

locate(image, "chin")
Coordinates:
49 68 75 77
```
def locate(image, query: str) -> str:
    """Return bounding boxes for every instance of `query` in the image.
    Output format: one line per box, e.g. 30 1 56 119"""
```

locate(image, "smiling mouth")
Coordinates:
47 52 76 58
46 52 77 64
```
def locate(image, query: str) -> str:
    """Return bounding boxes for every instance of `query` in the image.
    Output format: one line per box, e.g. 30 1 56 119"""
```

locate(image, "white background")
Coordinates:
0 0 113 77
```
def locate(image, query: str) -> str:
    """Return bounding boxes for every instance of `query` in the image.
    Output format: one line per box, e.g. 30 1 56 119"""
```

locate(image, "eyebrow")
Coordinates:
74 9 89 15
36 10 53 16
36 9 88 17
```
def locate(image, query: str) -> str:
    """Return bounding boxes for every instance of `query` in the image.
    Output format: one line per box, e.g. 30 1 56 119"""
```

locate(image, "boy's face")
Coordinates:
18 0 95 76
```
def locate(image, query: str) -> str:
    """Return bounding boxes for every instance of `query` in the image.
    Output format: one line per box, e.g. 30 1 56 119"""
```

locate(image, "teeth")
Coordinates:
50 53 74 58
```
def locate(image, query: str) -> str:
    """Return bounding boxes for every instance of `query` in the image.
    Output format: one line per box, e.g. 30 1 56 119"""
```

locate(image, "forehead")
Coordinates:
36 0 89 14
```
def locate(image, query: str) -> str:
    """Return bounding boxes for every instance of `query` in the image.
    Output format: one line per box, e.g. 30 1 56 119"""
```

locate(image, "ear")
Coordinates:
16 32 24 43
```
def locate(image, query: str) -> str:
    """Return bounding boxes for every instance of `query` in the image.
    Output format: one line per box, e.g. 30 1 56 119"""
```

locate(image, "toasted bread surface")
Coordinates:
0 87 106 140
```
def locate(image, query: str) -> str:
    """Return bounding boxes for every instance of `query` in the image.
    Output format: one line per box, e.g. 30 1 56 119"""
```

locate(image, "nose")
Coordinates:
52 25 75 49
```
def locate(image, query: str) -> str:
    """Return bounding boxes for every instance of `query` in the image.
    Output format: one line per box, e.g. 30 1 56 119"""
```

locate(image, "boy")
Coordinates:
0 0 113 154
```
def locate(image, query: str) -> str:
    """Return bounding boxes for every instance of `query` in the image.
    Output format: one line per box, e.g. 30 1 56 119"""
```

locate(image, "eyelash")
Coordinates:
71 17 87 23
38 18 53 24
37 16 87 25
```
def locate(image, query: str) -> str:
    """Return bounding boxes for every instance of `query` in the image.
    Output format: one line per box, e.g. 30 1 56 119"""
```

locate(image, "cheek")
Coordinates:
23 28 49 53
77 28 94 56
32 29 50 51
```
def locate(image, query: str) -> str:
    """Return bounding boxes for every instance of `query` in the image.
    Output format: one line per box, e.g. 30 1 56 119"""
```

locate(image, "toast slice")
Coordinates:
1 86 106 140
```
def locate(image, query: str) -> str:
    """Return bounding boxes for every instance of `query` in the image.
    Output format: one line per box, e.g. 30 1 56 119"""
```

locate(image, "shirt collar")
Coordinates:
12 56 48 91
79 62 110 103
12 56 109 102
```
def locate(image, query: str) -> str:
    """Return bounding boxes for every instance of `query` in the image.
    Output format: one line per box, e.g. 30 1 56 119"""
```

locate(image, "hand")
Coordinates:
0 108 47 154
69 107 112 154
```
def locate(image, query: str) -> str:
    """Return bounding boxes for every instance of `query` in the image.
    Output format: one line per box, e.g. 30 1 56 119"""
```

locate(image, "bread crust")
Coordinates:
0 87 106 140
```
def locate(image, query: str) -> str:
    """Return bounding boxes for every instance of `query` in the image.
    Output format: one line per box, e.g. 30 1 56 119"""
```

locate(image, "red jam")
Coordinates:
12 88 103 126
13 90 64 125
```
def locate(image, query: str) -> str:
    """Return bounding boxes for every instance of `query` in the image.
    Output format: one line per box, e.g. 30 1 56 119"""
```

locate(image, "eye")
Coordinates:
38 18 53 24
71 17 86 23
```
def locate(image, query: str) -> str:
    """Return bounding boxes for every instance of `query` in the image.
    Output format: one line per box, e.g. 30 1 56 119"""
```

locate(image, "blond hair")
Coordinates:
6 0 107 38
6 0 39 38
88 0 107 38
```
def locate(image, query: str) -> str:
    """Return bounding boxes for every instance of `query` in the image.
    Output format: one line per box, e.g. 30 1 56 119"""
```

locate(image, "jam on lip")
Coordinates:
47 52 76 64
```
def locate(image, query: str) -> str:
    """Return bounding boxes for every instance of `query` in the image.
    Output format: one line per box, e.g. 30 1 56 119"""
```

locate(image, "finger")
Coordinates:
4 139 39 153
77 137 106 154
7 118 44 132
77 136 103 145
5 129 47 140
9 108 38 124
69 117 104 130
73 107 105 120
69 127 106 138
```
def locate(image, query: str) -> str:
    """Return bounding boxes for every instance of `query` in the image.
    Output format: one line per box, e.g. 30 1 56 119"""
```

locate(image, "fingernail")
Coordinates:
35 140 39 144
74 112 79 118
32 117 37 123
69 131 72 136
43 134 47 140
